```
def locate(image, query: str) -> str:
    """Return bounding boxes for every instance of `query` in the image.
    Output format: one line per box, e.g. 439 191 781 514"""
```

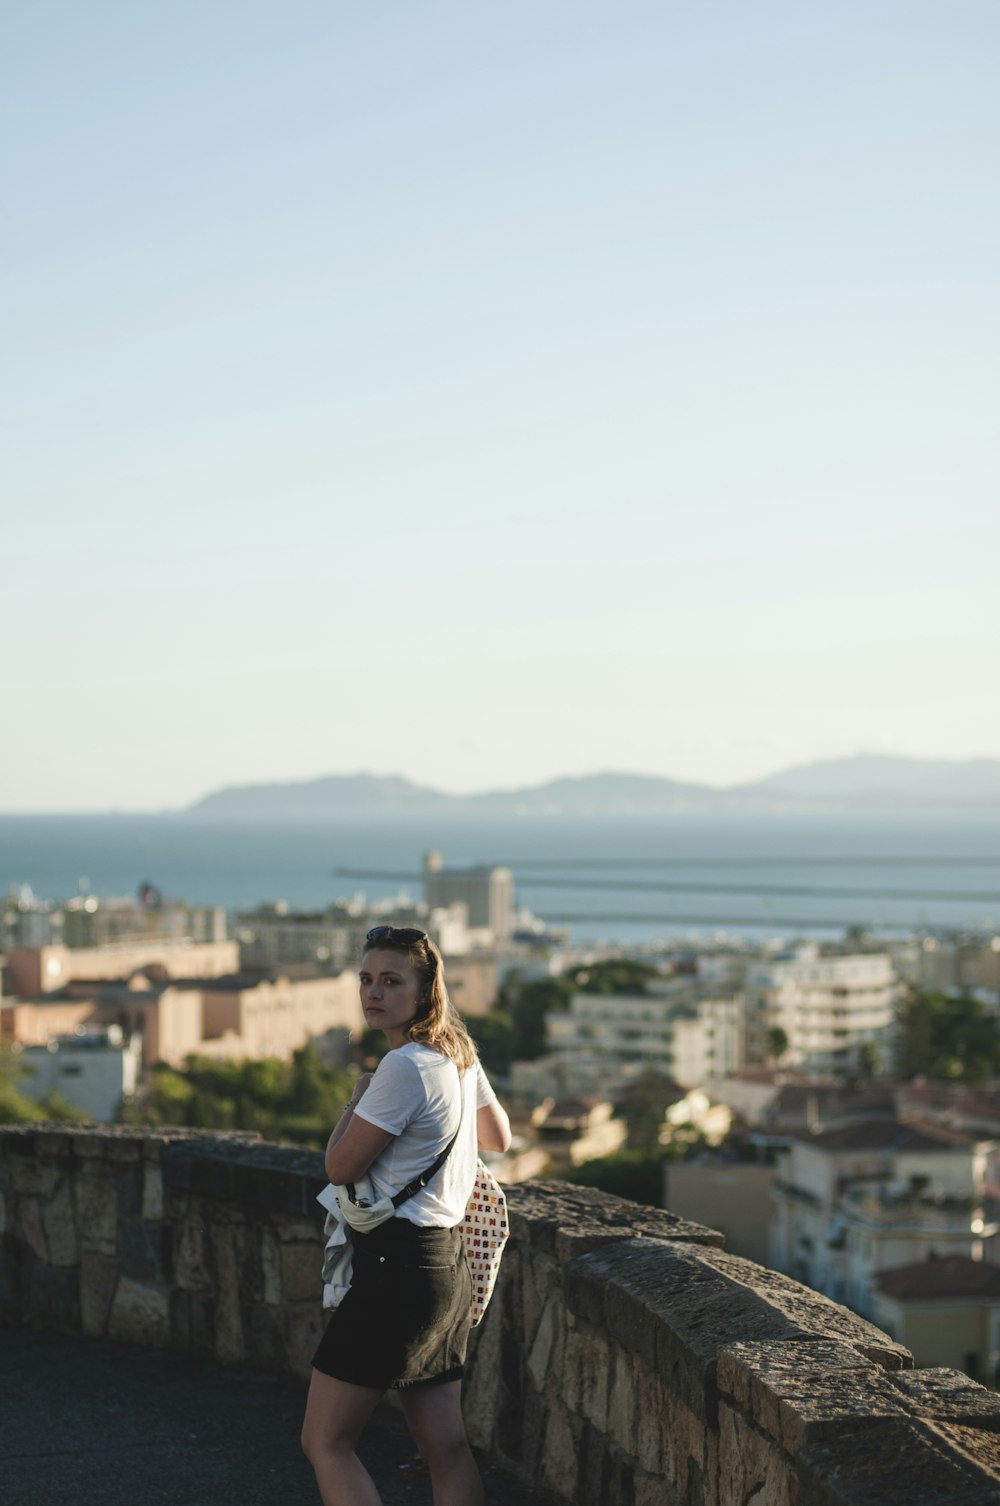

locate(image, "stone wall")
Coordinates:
3 1126 1000 1505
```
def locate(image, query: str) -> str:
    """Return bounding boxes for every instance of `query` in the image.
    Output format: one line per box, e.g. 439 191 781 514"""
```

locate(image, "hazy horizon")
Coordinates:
4 750 1000 817
6 2 998 812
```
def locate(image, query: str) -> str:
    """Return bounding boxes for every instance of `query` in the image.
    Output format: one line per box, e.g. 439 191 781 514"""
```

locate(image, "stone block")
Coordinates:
211 1234 247 1364
718 1401 798 1506
631 1364 669 1476
284 1298 326 1379
634 1469 677 1506
519 1251 549 1342
659 1387 708 1504
118 1216 170 1281
463 1300 504 1451
117 1165 144 1215
933 1422 1000 1477
108 1275 170 1346
141 1165 163 1220
540 1397 580 1503
577 1417 616 1506
170 1288 214 1352
73 1136 110 1160
80 1248 119 1335
0 1232 19 1317
260 1226 282 1305
888 1368 1000 1428
718 1337 909 1453
106 1137 142 1163
506 1180 723 1262
9 1160 62 1198
796 1415 1000 1506
565 1256 608 1328
607 1349 639 1459
279 1238 323 1303
74 1173 117 1254
40 1177 78 1267
18 1197 48 1262
562 1324 610 1429
526 1289 563 1393
174 1216 212 1291
573 1240 909 1433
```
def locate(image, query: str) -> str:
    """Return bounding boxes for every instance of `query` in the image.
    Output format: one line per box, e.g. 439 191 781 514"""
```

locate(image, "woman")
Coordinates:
301 925 512 1506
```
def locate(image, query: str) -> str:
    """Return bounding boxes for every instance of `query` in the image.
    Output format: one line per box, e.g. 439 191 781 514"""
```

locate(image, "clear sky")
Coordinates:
4 1 998 811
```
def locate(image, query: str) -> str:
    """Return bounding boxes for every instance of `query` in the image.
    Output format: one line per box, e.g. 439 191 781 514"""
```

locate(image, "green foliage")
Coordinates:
469 1012 518 1076
0 1046 90 1124
767 1026 789 1062
856 1042 881 1078
142 1043 355 1146
569 959 661 995
617 1068 681 1152
899 990 1000 1083
495 972 574 1061
555 1150 664 1208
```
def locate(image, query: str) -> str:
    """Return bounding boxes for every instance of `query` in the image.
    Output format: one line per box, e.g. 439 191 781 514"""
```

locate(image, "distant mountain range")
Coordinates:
187 756 1000 818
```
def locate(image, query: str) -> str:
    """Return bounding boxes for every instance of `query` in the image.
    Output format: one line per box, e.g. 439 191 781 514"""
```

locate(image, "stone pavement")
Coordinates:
0 1329 559 1506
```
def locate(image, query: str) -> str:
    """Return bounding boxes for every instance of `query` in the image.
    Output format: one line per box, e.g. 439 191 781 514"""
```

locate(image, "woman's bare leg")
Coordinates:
301 1369 385 1506
400 1380 484 1506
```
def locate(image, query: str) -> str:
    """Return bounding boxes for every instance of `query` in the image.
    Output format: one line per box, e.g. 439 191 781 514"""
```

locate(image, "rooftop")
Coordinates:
874 1256 1000 1302
796 1117 981 1153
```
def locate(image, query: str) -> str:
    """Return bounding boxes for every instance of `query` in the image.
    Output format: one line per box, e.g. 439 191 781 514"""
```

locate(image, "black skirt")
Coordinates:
312 1219 472 1390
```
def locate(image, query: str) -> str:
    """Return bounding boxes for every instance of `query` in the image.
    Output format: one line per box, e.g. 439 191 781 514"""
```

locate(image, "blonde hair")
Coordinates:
361 931 478 1072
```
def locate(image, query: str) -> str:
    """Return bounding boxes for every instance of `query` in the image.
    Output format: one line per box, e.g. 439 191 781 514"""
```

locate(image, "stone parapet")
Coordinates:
3 1127 1000 1503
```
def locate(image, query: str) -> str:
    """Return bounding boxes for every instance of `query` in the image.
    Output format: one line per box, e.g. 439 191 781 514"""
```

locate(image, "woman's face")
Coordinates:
359 948 422 1048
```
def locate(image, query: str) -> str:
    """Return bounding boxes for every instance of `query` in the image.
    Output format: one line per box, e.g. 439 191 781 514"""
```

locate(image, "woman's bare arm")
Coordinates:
323 1074 396 1183
325 1112 395 1185
477 1100 512 1153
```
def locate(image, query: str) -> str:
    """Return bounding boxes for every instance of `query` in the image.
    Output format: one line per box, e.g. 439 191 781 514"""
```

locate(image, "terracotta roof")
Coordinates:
798 1117 978 1152
874 1255 1000 1301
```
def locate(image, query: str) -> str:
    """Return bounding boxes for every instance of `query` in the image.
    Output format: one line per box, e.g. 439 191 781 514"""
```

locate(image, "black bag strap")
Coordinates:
346 1072 465 1211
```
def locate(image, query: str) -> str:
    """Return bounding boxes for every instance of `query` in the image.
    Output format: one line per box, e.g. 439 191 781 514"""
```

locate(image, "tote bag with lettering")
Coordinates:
462 1159 509 1326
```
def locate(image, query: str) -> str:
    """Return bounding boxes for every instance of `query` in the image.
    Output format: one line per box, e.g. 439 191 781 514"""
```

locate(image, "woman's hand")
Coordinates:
348 1072 373 1107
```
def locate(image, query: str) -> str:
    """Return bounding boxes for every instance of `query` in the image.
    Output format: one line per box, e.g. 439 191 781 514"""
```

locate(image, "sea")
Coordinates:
2 812 1000 948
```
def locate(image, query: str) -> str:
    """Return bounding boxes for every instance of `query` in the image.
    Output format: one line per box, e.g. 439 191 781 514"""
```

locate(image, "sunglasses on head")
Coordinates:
365 925 428 945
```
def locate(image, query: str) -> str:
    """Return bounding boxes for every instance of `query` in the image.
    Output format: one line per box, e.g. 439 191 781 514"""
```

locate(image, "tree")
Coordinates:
617 1069 680 1152
856 1042 881 1078
496 974 574 1061
899 989 1000 1083
570 960 660 995
469 1013 518 1076
556 1150 664 1208
767 1026 789 1063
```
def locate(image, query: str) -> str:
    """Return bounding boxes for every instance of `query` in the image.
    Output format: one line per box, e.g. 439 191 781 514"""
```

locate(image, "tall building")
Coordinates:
423 852 514 941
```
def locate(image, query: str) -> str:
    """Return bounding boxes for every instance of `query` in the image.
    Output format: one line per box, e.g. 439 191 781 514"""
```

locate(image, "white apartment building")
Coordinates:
745 943 899 1072
769 1119 997 1317
18 1026 142 1122
513 982 746 1102
546 983 744 1083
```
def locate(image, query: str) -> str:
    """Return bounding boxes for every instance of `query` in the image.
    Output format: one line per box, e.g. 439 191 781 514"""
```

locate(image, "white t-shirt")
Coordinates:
353 1043 497 1226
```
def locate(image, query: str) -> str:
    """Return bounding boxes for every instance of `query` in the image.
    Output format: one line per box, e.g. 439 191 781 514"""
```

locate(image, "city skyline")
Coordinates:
5 3 999 812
